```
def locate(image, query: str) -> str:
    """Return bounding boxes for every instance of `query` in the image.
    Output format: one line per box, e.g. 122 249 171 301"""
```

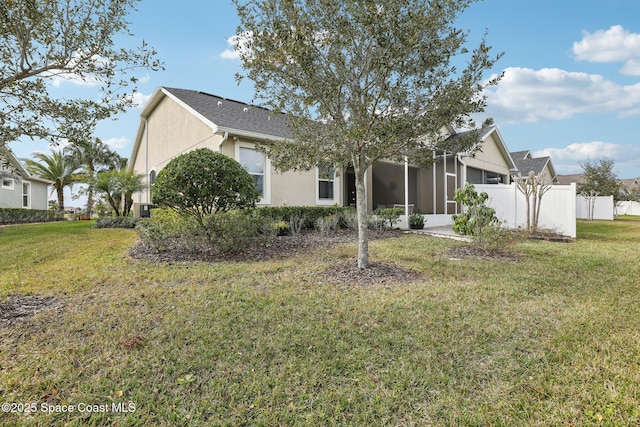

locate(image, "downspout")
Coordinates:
143 117 149 204
218 131 228 153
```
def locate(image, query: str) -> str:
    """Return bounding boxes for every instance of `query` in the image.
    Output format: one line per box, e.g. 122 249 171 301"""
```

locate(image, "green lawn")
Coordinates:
1 218 639 426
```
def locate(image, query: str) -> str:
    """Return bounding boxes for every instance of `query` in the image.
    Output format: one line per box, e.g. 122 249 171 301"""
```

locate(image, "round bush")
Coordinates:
152 148 260 220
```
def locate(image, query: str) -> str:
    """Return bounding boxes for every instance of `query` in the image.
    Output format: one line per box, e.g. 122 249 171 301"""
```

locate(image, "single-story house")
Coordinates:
509 150 558 184
0 146 51 210
130 87 516 219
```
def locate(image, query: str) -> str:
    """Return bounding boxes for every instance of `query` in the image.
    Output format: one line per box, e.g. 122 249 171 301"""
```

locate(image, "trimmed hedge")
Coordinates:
253 206 356 230
0 208 63 225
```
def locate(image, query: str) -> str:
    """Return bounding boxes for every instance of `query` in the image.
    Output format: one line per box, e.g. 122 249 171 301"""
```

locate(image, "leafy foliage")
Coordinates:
152 148 260 228
408 212 425 229
452 183 518 254
24 149 79 212
578 158 623 202
0 208 62 224
452 183 498 236
94 216 137 228
95 165 145 216
0 0 163 145
233 0 502 267
374 207 404 229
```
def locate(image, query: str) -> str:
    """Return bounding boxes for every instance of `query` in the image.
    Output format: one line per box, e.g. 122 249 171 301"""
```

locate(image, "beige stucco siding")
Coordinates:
133 97 225 203
463 133 512 176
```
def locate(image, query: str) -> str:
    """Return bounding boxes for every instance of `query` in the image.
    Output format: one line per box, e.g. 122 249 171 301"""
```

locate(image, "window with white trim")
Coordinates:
318 163 335 200
237 144 269 203
2 177 14 190
22 182 30 208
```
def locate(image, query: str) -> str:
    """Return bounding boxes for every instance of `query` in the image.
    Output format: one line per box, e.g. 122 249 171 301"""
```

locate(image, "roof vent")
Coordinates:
217 101 222 106
243 107 249 112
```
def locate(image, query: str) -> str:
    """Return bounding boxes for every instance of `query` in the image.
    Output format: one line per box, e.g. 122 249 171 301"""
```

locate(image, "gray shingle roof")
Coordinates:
512 156 550 176
509 150 530 160
163 87 293 139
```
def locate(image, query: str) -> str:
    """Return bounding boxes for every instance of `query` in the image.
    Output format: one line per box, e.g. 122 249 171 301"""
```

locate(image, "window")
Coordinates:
237 145 269 202
149 170 156 186
318 163 335 199
316 163 339 205
2 177 14 190
22 182 30 208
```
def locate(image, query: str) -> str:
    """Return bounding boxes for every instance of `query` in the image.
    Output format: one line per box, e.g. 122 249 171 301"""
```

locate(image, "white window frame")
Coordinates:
316 163 339 205
2 177 14 190
22 181 31 208
235 142 271 205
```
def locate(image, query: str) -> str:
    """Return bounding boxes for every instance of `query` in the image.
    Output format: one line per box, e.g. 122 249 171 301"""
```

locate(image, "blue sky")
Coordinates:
10 0 640 199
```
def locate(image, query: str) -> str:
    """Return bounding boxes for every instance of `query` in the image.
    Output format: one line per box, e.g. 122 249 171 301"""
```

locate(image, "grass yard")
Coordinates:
1 217 639 426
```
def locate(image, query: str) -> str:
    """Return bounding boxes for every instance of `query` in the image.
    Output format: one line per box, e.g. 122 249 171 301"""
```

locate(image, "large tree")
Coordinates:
233 0 502 268
578 158 623 202
0 0 162 146
25 149 79 213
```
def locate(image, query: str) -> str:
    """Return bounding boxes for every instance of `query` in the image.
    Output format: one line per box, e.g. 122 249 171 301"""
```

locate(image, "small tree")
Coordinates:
152 148 260 228
25 149 79 213
233 0 502 268
581 189 598 221
513 171 551 233
578 158 623 202
95 169 145 216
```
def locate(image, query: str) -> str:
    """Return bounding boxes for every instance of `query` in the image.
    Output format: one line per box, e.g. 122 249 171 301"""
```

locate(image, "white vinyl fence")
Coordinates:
576 195 614 220
616 201 640 216
476 183 577 238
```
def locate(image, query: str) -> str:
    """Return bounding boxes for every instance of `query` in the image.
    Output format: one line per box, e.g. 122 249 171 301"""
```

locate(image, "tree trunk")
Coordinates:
353 156 369 269
56 185 65 213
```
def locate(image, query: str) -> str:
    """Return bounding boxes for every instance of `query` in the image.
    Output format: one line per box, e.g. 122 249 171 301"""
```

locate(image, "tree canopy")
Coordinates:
0 0 163 146
233 0 502 267
578 158 623 202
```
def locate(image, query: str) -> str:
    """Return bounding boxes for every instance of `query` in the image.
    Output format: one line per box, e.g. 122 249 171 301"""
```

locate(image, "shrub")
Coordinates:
452 184 521 254
202 210 261 253
374 207 404 229
152 148 260 228
0 208 62 224
136 208 202 252
314 214 340 234
254 206 355 230
452 184 498 236
408 212 425 229
95 217 137 228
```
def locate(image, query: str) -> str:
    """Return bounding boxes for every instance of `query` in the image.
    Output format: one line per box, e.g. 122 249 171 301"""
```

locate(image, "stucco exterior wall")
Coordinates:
133 96 225 203
463 133 512 177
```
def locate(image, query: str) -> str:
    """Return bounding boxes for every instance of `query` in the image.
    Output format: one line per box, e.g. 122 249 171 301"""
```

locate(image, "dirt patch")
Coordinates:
321 261 422 286
129 229 402 263
446 245 519 262
0 295 60 328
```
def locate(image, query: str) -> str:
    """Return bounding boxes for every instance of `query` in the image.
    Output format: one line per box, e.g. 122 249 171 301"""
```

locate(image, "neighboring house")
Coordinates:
0 146 51 210
620 178 640 199
556 174 585 186
130 87 516 218
510 150 558 184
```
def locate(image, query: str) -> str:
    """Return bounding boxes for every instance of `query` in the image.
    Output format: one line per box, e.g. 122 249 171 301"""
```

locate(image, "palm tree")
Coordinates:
25 150 79 213
96 157 145 216
65 138 119 216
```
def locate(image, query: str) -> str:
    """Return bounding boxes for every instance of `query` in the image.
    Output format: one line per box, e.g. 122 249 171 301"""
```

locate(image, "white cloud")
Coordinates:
103 137 129 150
534 142 640 177
573 25 640 76
124 91 151 108
484 67 640 123
219 32 253 60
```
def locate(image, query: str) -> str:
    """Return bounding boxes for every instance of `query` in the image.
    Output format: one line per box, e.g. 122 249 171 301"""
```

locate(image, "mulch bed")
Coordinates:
130 229 423 286
129 229 403 263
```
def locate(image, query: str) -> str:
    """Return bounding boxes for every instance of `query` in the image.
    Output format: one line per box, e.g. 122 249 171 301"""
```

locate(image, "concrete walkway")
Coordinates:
404 225 472 242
